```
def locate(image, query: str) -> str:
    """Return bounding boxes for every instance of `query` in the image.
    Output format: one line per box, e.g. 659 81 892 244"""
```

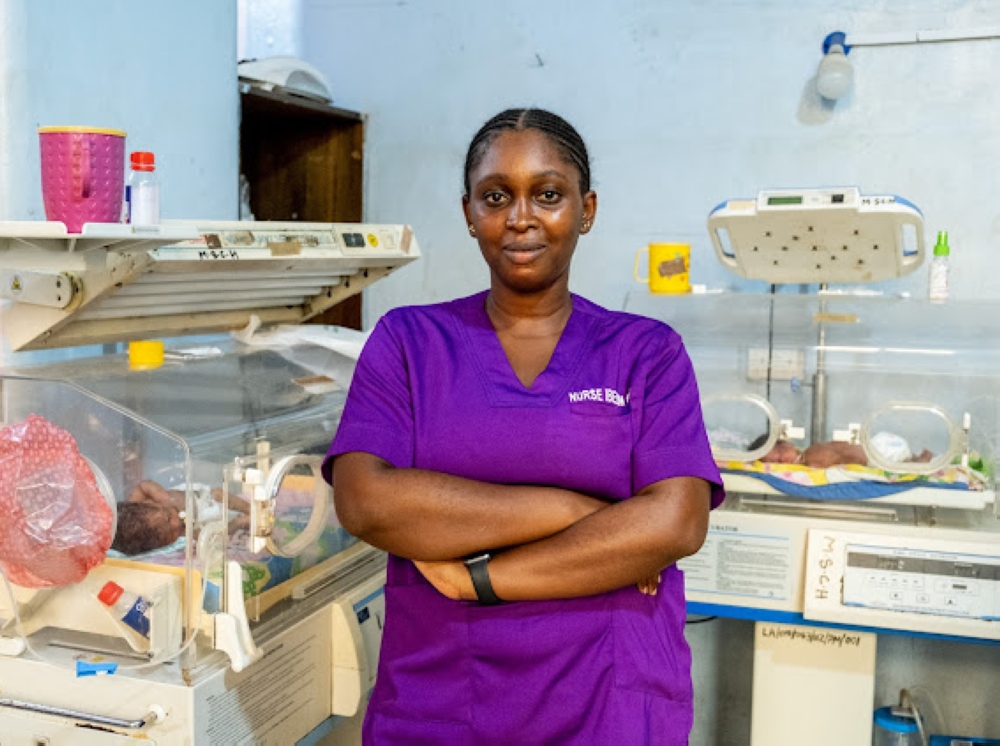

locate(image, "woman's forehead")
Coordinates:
472 129 578 182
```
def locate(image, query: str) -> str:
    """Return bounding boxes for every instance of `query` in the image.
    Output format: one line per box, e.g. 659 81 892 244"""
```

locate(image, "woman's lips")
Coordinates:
503 243 545 265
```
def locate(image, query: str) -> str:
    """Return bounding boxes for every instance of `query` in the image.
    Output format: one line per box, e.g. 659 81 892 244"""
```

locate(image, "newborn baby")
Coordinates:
111 481 249 556
753 433 933 469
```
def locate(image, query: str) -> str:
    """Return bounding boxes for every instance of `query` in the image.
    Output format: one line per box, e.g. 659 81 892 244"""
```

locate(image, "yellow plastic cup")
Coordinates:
634 243 691 294
128 340 164 370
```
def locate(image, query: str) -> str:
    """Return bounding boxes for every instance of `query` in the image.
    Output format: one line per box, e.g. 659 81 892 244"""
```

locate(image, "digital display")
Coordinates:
342 232 366 248
767 196 803 206
877 557 902 571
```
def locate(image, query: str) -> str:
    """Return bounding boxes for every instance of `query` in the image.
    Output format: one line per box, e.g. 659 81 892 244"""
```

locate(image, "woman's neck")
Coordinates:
485 285 573 337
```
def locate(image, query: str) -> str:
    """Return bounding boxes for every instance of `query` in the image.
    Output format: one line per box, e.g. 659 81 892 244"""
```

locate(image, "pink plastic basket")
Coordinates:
38 126 126 233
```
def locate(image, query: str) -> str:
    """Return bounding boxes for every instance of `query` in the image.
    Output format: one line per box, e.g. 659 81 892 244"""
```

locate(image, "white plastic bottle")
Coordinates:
125 151 160 225
97 581 152 638
928 230 950 302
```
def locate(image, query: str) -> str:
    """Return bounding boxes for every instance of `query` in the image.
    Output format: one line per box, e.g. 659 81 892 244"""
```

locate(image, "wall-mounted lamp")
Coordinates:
816 31 853 100
815 26 1000 103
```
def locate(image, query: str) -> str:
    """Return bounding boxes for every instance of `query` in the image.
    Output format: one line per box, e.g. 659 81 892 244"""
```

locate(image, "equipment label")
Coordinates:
194 610 333 745
681 526 792 601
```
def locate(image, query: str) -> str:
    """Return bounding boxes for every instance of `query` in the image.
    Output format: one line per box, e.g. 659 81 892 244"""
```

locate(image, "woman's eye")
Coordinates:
483 191 507 205
538 190 561 203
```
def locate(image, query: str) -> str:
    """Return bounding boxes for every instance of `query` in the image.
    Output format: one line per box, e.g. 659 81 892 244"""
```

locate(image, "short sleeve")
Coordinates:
632 329 726 509
322 314 415 483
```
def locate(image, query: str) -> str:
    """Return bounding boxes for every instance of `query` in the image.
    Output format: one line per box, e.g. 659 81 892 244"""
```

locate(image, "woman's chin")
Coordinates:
495 268 567 295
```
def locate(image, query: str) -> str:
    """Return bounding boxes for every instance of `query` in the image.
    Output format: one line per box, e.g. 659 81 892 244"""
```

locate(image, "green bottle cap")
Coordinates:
933 231 950 256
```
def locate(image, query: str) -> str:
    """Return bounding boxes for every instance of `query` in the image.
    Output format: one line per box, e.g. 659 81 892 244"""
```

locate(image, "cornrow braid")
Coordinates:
463 108 591 196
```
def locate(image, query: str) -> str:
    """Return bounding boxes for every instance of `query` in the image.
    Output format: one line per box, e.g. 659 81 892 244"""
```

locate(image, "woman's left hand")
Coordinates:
413 559 476 601
637 572 660 596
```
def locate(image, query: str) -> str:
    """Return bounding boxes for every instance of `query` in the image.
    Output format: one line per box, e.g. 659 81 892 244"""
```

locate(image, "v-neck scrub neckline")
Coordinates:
459 290 594 406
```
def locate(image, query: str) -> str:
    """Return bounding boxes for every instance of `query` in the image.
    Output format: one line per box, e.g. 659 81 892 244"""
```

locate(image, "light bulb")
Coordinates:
816 43 854 100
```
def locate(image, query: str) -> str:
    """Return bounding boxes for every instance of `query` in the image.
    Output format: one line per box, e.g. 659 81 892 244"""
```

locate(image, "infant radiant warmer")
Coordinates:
0 220 419 744
626 189 1000 640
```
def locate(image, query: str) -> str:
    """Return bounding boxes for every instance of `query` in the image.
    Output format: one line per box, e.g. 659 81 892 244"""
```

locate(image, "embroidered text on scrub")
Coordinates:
568 387 629 406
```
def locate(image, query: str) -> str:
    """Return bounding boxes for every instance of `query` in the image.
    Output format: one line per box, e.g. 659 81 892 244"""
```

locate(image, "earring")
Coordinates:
581 220 592 232
468 224 477 237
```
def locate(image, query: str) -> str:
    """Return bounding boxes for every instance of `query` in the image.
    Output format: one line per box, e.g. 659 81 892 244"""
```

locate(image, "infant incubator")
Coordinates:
0 220 419 743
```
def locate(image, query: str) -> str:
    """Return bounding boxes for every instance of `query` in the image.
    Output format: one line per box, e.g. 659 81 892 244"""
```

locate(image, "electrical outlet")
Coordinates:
747 348 806 381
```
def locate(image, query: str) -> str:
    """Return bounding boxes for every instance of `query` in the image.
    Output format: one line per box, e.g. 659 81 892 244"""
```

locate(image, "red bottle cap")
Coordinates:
129 151 156 171
97 581 124 606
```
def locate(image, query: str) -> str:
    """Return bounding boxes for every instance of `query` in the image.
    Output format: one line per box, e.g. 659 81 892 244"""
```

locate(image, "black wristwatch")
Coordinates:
464 553 504 605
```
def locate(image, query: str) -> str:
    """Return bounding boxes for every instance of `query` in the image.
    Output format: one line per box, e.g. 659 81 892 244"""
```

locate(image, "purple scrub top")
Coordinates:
326 291 724 745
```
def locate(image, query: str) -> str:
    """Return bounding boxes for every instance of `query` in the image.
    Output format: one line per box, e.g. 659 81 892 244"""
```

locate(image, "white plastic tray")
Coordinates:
0 221 197 253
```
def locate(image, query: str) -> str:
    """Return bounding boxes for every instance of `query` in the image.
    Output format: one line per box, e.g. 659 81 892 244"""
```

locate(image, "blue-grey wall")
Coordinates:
0 0 239 222
300 1 1000 324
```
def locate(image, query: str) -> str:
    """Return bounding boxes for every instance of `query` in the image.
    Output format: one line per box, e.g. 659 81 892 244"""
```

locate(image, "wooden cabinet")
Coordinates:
239 86 364 329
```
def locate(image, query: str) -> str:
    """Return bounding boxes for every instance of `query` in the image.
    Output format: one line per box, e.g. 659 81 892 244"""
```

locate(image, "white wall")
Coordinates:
301 0 1000 325
292 2 1000 742
0 0 239 223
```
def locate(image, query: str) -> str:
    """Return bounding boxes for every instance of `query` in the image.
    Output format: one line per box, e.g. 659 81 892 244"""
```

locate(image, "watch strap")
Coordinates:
465 553 503 605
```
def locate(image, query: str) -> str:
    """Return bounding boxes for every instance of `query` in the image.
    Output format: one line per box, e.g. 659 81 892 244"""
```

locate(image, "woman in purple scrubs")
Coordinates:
325 108 724 744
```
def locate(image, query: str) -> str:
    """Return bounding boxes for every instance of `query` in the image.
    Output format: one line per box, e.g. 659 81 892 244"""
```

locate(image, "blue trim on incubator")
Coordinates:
686 601 1000 646
892 195 922 215
353 587 385 613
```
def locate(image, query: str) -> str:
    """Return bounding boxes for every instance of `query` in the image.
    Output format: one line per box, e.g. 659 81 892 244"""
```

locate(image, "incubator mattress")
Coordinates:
718 460 985 500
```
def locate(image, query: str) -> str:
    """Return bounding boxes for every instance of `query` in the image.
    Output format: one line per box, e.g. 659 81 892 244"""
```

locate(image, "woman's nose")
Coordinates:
505 196 536 229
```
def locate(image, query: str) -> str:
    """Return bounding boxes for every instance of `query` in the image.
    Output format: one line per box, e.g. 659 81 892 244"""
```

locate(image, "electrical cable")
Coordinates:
900 688 929 746
906 685 946 739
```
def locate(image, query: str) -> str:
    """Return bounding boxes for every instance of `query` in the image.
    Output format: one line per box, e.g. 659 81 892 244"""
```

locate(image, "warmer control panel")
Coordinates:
803 529 1000 640
842 545 1000 620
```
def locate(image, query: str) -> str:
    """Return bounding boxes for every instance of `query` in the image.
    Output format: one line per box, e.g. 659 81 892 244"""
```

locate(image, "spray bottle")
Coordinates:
928 231 950 302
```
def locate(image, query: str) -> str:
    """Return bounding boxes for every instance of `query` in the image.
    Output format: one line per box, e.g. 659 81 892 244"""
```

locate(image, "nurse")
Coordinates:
325 108 724 744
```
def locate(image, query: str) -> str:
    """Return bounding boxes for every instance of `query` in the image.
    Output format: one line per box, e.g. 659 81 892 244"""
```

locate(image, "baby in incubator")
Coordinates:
753 432 933 468
111 481 250 556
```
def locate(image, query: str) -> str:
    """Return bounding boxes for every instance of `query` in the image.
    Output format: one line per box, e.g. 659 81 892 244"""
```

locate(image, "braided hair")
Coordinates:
463 108 591 196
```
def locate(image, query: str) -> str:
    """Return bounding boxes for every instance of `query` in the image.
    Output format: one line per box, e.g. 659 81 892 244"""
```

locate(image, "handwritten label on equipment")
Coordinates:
759 625 863 648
